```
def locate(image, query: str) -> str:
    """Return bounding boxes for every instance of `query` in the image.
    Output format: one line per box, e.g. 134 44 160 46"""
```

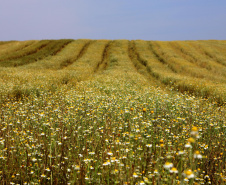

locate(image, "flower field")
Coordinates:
0 39 225 184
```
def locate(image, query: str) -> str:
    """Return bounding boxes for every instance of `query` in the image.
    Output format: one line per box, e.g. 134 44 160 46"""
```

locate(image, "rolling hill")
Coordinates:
0 40 225 184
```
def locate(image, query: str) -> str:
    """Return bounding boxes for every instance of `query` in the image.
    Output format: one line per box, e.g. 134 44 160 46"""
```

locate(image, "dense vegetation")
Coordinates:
0 39 225 184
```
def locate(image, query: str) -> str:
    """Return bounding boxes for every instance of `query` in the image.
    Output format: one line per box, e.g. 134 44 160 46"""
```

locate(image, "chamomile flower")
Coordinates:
178 150 185 155
146 144 152 147
133 172 139 178
194 150 202 159
185 143 192 148
45 168 51 171
74 165 80 170
164 162 173 169
139 181 145 185
188 137 195 143
41 174 46 178
31 158 37 162
170 167 178 173
107 151 113 156
191 126 198 136
103 160 111 166
183 169 195 179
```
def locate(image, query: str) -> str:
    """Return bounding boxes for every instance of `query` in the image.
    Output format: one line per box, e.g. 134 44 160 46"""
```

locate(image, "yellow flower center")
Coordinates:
185 170 193 175
192 126 198 132
188 137 195 143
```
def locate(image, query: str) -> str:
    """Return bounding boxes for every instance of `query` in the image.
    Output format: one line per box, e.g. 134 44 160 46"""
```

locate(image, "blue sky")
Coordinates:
0 0 226 41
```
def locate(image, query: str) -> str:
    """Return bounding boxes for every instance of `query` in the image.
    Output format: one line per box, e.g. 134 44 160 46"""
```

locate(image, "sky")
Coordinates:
0 0 226 41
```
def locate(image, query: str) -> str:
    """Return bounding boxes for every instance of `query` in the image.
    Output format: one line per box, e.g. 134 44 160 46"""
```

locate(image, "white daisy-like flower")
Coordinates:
133 172 138 178
103 160 111 166
90 166 94 170
41 174 46 178
78 154 83 157
31 158 37 162
74 165 80 170
107 151 113 156
204 145 208 150
163 162 173 169
185 143 192 148
178 150 185 155
191 126 198 136
139 181 145 185
45 168 51 172
170 167 178 173
183 169 195 179
194 151 202 159
125 109 130 114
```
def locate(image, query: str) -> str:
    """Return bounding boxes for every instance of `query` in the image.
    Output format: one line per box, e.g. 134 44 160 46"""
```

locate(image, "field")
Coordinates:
0 39 225 184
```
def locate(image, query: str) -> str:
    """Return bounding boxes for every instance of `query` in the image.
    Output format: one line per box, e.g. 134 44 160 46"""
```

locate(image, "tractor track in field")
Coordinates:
94 41 113 73
169 42 212 69
128 41 147 67
128 41 199 96
51 40 73 56
0 41 16 47
148 42 178 73
203 51 226 67
168 42 198 64
0 40 73 67
128 41 157 80
167 42 217 73
14 41 36 52
0 41 51 63
170 42 226 69
60 40 93 69
193 44 226 67
0 41 35 56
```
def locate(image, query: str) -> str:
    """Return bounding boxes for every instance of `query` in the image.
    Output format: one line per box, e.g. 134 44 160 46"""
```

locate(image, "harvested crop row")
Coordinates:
169 41 226 77
93 40 151 89
189 41 226 72
128 41 158 85
64 40 110 81
0 40 73 67
133 41 226 104
22 40 90 70
0 40 50 64
192 41 226 66
107 40 138 71
94 40 113 72
69 40 110 72
0 40 35 57
0 41 14 46
152 41 226 83
60 40 92 69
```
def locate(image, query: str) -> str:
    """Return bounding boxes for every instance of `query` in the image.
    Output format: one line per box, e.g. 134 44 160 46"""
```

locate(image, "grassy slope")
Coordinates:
0 39 225 184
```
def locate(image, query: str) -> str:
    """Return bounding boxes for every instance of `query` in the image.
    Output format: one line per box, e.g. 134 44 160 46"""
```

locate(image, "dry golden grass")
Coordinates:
0 39 225 184
0 39 225 104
